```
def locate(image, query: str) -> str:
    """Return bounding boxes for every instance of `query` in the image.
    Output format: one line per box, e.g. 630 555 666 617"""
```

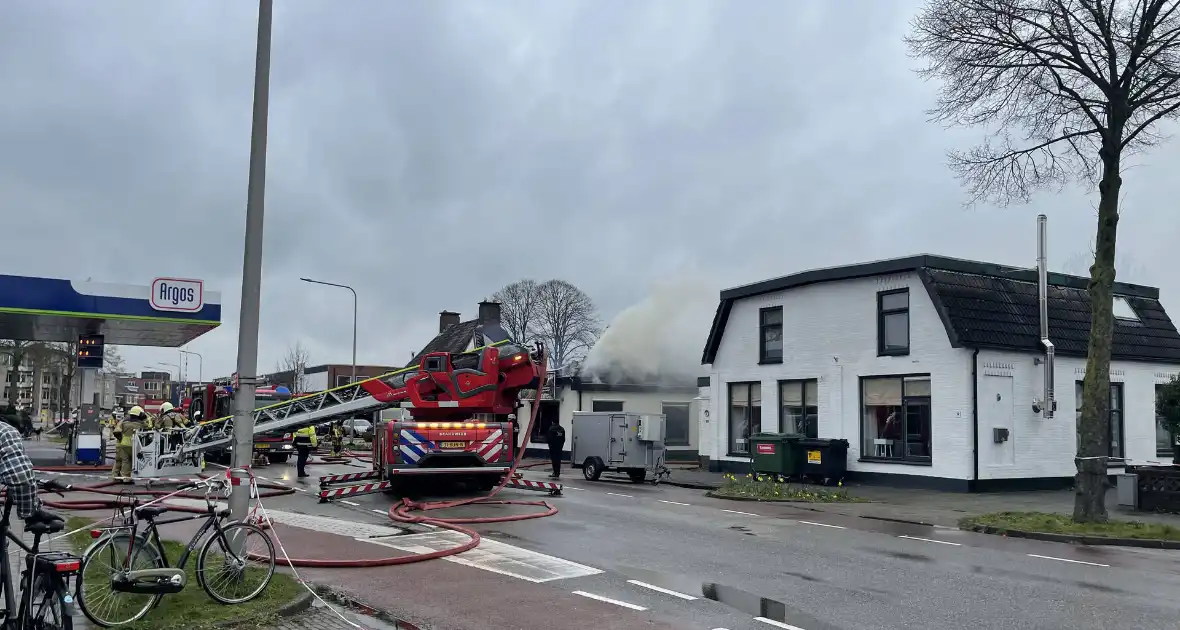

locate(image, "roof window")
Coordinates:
1112 296 1140 322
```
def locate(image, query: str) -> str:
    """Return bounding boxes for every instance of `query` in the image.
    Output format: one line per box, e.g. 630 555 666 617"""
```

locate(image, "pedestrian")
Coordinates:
112 406 146 482
545 421 565 479
293 425 317 479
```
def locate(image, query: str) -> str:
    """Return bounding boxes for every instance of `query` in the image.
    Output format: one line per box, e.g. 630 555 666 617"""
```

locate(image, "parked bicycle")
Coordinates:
0 478 80 629
76 478 276 627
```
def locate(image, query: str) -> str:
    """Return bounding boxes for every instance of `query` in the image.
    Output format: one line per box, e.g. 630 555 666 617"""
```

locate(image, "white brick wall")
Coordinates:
977 349 1177 480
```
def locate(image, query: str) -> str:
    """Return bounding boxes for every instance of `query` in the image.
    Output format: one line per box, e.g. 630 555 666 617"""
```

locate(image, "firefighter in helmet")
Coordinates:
112 406 147 482
329 421 345 457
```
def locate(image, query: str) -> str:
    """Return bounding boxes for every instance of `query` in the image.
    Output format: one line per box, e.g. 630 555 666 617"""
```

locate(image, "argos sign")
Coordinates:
150 277 204 313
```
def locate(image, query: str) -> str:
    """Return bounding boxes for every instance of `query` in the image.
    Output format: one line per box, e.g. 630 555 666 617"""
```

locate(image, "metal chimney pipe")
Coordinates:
1038 214 1055 418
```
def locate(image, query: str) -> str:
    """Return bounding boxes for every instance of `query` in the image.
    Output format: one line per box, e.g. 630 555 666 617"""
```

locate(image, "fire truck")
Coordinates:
184 379 297 464
144 341 560 499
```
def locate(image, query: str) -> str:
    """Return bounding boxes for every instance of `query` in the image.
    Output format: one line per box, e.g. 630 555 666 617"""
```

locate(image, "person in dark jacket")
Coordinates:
545 421 566 479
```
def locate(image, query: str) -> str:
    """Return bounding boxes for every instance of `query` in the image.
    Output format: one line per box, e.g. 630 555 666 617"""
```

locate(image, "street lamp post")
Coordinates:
299 277 357 384
180 350 203 382
230 0 274 526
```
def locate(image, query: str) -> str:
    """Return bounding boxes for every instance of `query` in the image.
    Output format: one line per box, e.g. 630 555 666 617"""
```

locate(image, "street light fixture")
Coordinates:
180 350 203 382
299 277 357 384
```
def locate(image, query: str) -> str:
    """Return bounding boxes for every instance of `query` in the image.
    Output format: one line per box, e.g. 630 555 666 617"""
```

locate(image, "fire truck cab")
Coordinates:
185 380 297 464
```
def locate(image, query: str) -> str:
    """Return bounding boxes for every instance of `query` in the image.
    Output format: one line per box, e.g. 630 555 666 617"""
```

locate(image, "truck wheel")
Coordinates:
583 458 603 481
627 469 646 483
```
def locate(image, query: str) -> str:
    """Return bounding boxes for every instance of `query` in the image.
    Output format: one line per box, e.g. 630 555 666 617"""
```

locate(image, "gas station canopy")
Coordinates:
0 274 220 347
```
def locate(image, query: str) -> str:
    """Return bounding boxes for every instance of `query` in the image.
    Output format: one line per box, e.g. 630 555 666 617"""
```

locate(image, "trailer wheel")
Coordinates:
582 457 603 481
627 469 646 483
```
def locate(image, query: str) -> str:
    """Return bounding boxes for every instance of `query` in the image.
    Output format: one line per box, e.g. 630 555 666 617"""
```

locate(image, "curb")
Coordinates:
311 585 429 629
702 490 845 511
859 514 938 527
210 590 314 628
962 524 1180 550
667 481 721 491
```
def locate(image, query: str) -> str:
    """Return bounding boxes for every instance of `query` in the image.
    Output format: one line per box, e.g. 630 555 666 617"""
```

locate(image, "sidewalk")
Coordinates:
661 464 1180 528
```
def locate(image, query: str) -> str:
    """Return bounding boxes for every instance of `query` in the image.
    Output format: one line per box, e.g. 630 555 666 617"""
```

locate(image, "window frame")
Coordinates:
1157 383 1178 457
858 373 933 465
661 402 692 447
727 381 762 456
1074 380 1126 459
778 378 819 438
335 375 354 387
876 289 911 357
758 306 784 365
591 399 624 413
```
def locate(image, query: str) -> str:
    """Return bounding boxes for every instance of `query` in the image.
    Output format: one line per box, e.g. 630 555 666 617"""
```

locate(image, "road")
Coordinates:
105 459 1180 630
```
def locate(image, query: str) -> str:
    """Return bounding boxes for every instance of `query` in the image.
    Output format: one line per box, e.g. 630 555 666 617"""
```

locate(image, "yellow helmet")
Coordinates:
128 406 145 418
160 402 174 414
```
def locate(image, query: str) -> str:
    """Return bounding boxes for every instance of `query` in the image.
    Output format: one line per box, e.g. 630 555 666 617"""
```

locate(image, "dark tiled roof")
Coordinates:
406 320 512 368
701 254 1180 364
921 268 1180 362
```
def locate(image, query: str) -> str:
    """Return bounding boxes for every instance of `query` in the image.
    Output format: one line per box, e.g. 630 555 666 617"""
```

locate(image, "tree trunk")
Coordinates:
1074 137 1122 523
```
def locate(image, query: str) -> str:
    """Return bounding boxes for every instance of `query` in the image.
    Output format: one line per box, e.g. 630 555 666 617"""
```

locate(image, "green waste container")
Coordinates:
749 433 802 476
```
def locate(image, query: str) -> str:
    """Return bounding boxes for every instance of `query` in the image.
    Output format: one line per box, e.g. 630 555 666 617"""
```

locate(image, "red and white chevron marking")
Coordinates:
475 429 505 462
506 478 562 493
318 471 379 485
318 481 393 501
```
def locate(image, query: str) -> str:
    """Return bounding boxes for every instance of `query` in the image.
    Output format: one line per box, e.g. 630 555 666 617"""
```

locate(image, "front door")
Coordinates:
609 414 629 464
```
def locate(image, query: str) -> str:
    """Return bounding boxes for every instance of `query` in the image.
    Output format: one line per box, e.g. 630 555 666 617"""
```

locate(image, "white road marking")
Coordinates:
797 520 844 529
371 509 386 515
605 492 634 498
627 579 697 600
340 500 360 506
658 500 691 506
562 486 584 491
361 531 602 582
754 618 807 630
898 535 961 546
1027 554 1109 567
721 509 759 517
571 591 647 611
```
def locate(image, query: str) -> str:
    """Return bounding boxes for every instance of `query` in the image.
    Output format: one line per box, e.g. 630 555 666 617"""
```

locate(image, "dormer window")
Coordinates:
877 289 910 356
1113 296 1140 322
759 307 783 364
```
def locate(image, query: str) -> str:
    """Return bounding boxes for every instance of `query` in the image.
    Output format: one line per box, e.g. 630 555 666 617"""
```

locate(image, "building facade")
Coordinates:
700 255 1180 491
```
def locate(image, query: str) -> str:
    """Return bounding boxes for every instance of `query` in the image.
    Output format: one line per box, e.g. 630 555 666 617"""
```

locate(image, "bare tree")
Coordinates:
535 280 601 368
276 341 312 393
492 279 543 344
1062 248 1151 284
907 0 1180 522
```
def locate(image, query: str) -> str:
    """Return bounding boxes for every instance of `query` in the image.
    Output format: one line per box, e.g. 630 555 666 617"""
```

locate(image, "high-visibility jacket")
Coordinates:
159 411 187 430
293 426 317 447
113 419 143 447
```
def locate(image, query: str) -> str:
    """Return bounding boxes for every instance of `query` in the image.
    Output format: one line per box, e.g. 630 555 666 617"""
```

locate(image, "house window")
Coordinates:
861 375 931 463
143 381 161 392
662 403 691 446
1113 297 1140 322
532 401 560 442
1157 384 1177 457
728 382 762 455
759 307 783 364
780 379 819 438
877 289 910 356
592 400 624 413
336 375 354 387
1074 381 1125 459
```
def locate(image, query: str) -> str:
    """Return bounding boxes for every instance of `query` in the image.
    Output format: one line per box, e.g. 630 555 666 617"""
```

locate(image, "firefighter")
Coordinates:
293 425 317 479
158 402 187 451
545 420 566 479
329 421 345 457
113 406 147 482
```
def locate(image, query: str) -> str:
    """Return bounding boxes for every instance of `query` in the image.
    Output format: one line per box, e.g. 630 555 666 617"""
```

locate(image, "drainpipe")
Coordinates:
971 348 980 491
1038 214 1056 418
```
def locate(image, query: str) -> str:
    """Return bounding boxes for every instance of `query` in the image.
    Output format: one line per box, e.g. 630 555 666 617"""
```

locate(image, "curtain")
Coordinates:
904 377 931 397
781 381 802 406
863 378 902 406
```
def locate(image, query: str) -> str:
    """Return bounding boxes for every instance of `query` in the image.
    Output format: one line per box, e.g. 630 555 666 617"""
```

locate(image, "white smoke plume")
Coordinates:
581 275 721 385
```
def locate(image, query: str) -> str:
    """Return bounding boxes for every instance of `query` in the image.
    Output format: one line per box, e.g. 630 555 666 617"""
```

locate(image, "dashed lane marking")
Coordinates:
898 535 961 546
1028 554 1109 567
360 530 603 582
340 500 360 506
797 520 844 529
721 509 759 517
572 591 647 611
754 617 807 630
627 579 697 600
658 500 691 506
605 492 634 498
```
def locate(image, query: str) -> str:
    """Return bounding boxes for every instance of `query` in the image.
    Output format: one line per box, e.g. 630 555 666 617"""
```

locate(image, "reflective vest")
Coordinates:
114 419 143 447
293 426 317 447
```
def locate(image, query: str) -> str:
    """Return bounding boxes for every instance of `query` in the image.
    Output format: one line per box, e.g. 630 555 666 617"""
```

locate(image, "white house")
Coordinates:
518 374 700 462
699 254 1180 491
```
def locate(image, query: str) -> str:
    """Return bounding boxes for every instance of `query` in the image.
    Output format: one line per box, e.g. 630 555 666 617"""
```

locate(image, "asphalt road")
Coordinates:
172 459 1180 630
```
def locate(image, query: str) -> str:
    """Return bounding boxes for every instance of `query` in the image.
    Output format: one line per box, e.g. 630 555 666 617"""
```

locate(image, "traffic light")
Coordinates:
77 334 105 369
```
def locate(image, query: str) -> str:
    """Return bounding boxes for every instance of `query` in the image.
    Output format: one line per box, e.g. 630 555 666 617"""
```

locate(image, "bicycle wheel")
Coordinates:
196 522 275 604
27 574 73 630
77 534 163 627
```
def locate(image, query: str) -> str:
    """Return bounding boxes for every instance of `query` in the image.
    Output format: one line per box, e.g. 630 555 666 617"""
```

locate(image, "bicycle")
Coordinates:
0 478 80 629
76 478 276 627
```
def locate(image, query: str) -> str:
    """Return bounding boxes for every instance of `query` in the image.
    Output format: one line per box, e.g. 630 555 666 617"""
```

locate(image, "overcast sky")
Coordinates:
1 0 1178 381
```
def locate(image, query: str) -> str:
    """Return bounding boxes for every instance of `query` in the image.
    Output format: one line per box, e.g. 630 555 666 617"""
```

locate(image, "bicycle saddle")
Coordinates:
24 510 65 535
135 505 169 520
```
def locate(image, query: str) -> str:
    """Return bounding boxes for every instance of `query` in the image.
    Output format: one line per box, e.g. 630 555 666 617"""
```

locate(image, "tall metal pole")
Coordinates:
299 278 357 383
180 350 203 382
230 0 274 524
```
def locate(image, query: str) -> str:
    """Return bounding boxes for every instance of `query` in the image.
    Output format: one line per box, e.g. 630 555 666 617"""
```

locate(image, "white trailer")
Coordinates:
570 411 670 484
